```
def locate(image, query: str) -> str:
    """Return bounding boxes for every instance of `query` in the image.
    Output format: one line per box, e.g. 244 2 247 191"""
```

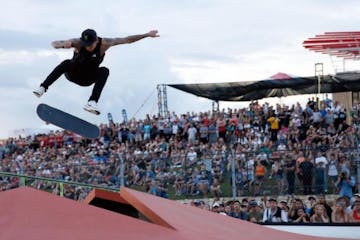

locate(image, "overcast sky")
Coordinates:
1 0 360 138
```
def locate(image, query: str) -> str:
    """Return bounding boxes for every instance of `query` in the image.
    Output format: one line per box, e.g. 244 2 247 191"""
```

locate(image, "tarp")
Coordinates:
168 71 360 101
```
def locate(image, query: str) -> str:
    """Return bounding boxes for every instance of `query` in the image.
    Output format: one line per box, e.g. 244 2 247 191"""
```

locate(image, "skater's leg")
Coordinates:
41 60 72 90
88 67 109 102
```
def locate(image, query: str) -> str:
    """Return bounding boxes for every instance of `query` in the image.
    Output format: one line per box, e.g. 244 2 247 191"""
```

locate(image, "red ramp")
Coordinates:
120 187 343 240
0 187 181 240
0 187 351 240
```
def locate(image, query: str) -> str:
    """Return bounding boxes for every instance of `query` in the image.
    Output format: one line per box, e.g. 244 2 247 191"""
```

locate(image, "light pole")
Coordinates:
315 63 324 108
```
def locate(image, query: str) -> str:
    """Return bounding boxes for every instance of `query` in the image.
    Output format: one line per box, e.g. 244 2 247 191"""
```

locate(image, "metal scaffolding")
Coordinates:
121 109 128 124
212 101 219 113
157 84 168 117
315 62 324 107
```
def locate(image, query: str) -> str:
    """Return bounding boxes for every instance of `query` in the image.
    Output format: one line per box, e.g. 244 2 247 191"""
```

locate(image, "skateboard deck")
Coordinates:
36 103 100 139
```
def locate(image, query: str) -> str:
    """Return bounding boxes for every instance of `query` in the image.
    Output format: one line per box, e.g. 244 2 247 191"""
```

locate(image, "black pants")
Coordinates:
41 60 109 102
270 129 278 142
286 173 295 195
302 174 313 195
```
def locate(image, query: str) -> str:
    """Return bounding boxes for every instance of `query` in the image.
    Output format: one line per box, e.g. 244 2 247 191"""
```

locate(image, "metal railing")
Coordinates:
0 171 119 199
1 146 359 200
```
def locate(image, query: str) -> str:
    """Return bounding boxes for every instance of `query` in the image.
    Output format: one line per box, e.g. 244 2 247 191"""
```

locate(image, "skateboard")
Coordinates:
36 103 100 139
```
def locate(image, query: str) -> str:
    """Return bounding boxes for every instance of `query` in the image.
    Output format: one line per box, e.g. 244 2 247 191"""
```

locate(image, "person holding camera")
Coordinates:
336 170 355 199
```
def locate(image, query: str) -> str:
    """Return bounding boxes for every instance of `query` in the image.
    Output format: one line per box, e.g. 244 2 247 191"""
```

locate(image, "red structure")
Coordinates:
0 186 350 240
303 31 360 59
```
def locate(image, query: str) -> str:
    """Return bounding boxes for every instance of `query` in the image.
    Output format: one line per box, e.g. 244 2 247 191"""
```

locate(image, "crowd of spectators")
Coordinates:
191 193 360 223
0 97 360 213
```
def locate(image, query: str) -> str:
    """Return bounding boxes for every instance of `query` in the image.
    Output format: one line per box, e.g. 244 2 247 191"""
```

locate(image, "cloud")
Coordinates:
0 49 61 65
1 0 360 138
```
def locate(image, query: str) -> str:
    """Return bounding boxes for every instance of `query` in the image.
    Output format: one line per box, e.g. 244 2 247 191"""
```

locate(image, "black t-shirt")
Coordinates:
284 160 296 176
299 161 314 174
72 37 105 70
338 111 346 121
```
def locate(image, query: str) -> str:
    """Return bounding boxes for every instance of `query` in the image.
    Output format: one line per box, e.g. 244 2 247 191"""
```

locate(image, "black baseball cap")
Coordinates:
80 29 97 46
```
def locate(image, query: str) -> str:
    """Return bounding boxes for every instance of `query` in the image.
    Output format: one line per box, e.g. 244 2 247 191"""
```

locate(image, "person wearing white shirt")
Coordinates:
315 152 328 194
262 198 288 223
277 142 287 152
187 124 197 144
172 122 179 135
187 148 197 166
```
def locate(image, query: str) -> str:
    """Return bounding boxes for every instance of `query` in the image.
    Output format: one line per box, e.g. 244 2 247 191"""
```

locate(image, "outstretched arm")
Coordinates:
51 38 82 49
102 30 159 51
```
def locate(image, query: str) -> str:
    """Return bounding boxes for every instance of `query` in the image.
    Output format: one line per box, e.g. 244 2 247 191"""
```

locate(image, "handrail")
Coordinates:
0 171 119 192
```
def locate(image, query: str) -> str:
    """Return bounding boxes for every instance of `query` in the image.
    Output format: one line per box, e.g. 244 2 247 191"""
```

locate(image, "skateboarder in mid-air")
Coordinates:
33 29 160 115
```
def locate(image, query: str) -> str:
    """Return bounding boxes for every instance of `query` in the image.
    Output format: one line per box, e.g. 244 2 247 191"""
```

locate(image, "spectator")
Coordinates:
306 196 317 215
292 208 310 223
1 100 359 211
310 194 333 222
262 197 288 223
196 165 211 197
295 152 305 183
210 178 222 198
187 124 197 145
174 174 185 196
279 200 289 219
327 152 339 191
336 170 355 199
310 204 330 223
349 193 360 212
284 154 296 196
217 115 226 140
224 201 233 216
331 198 350 223
247 200 263 223
254 161 266 196
314 151 328 194
238 165 248 195
229 200 248 220
211 202 221 214
207 120 218 144
351 200 360 222
199 123 209 144
288 198 305 222
267 112 280 142
186 147 197 166
299 156 314 195
271 158 284 194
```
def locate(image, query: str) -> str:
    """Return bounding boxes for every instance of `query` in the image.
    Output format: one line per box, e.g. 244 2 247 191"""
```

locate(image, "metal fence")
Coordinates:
0 146 359 200
0 171 118 200
119 145 360 199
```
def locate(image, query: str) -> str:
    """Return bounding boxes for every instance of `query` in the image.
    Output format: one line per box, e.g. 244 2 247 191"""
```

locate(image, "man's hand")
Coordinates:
147 30 160 38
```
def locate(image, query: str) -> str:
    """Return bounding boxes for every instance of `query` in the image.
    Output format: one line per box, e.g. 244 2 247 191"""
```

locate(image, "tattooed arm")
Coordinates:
51 38 82 49
102 30 159 51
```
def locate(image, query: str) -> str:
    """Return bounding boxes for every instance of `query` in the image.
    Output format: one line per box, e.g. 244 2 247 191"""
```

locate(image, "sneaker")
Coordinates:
33 86 45 98
83 100 100 115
